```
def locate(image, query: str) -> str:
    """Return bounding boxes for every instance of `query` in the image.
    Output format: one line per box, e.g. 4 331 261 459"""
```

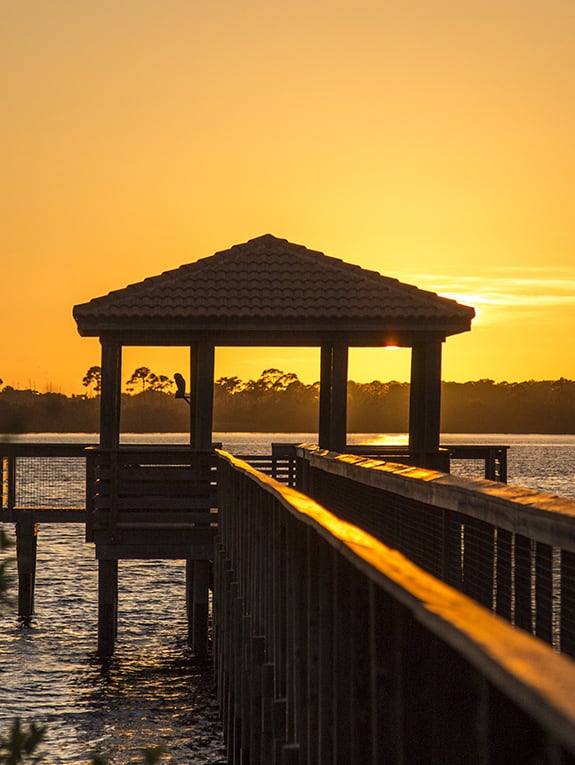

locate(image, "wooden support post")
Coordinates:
330 343 348 453
99 341 122 449
318 343 348 451
319 345 333 449
186 558 193 643
98 559 118 656
16 515 38 623
188 344 215 655
96 342 121 656
190 343 215 450
409 340 442 466
189 559 210 657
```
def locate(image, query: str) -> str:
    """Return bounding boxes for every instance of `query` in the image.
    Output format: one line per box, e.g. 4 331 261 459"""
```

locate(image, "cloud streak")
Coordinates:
397 268 575 325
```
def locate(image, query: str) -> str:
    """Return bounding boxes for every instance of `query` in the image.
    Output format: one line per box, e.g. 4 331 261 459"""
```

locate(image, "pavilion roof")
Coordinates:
73 234 474 343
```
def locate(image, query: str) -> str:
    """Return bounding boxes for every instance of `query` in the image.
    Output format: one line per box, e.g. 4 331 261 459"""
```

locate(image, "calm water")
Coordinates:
1 432 575 762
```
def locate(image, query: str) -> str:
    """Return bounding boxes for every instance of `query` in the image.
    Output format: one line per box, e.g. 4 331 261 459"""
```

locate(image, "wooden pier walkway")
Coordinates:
216 448 575 764
3 440 575 763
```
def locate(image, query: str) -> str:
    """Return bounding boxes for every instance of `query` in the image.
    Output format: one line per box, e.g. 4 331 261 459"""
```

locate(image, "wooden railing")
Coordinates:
328 442 509 482
85 446 217 535
0 443 88 521
446 443 508 481
0 440 508 524
0 443 298 523
215 449 575 764
83 446 221 564
296 444 575 657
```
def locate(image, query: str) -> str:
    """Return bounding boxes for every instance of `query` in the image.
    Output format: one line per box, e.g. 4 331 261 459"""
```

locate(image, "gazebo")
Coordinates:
73 233 474 654
74 233 474 459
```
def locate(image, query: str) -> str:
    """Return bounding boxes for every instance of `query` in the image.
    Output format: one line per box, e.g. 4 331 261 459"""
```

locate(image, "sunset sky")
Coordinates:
2 0 574 394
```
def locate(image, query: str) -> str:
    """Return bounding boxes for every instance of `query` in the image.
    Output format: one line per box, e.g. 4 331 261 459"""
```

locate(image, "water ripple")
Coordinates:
1 523 226 764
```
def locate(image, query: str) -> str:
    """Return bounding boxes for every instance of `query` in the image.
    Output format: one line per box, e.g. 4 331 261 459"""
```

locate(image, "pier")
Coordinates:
3 440 575 761
3 234 575 761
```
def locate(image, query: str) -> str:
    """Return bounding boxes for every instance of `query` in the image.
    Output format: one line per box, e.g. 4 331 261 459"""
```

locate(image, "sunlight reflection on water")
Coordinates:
0 521 226 764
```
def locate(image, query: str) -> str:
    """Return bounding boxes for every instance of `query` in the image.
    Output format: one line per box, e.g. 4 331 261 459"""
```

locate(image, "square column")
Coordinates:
319 343 348 452
98 559 118 656
190 343 215 449
408 341 443 461
99 340 122 449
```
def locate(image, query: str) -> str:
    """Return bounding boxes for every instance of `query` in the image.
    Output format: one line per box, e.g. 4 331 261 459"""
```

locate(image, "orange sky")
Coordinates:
2 0 574 394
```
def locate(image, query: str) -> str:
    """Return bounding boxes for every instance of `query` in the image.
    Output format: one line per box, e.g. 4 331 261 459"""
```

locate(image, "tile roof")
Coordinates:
74 234 474 330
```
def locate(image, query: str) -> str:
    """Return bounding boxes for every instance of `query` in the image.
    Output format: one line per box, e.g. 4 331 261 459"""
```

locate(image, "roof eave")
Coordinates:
74 315 473 345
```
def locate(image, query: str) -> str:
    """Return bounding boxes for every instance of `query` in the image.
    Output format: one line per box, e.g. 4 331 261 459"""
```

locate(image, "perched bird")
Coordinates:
174 372 190 403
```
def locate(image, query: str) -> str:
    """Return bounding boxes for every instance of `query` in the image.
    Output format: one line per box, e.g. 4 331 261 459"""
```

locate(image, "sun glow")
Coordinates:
353 433 409 447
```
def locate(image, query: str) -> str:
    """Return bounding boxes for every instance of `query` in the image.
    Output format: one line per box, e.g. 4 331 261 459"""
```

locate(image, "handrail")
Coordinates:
0 443 90 518
298 444 575 550
215 449 575 762
0 444 298 520
84 446 218 540
344 442 509 481
0 443 92 456
296 444 575 656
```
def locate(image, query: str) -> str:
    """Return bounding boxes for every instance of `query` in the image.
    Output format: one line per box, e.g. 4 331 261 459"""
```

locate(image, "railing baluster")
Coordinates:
560 550 575 659
514 534 533 633
7 454 16 511
317 542 335 764
535 541 554 646
461 516 495 610
495 527 513 620
333 554 353 764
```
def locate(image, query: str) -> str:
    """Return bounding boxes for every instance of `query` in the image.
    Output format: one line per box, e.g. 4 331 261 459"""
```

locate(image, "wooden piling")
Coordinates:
188 559 210 657
98 559 118 656
16 514 38 622
186 558 193 644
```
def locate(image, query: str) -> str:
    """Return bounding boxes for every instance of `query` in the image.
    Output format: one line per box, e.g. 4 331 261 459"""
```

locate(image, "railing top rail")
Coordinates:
0 443 222 457
217 448 575 751
345 443 510 455
84 444 221 451
444 443 510 454
0 443 93 457
296 444 575 550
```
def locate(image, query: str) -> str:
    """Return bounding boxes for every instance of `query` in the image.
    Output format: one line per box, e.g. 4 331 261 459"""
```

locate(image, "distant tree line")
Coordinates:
1 369 575 434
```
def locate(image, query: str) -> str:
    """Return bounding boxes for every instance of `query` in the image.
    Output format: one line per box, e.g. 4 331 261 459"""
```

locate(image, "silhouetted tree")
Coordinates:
125 368 174 394
126 367 153 393
148 374 173 393
82 366 102 396
215 376 243 395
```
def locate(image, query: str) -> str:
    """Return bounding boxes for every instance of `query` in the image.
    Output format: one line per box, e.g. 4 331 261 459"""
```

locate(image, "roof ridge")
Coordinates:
221 234 406 288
